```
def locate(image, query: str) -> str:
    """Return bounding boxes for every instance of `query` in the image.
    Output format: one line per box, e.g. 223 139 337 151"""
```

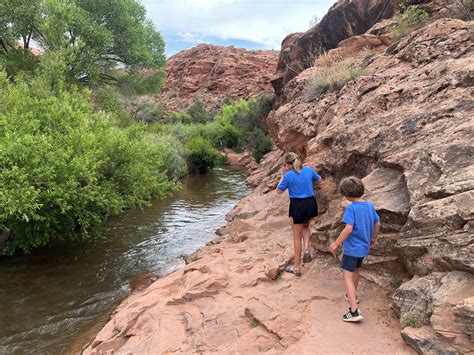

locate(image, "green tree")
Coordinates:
0 0 166 84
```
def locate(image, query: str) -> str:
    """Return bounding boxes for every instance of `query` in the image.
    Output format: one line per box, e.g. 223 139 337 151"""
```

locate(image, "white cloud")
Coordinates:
142 0 334 50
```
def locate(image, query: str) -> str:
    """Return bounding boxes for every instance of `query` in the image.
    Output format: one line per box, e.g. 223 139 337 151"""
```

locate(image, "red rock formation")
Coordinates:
83 5 473 355
271 0 397 99
155 44 278 112
267 17 473 353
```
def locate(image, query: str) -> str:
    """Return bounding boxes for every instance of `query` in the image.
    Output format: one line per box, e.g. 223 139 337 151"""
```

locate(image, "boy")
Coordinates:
329 176 381 322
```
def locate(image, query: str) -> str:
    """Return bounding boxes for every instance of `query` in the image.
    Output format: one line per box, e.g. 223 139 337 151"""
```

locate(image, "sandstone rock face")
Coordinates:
271 0 397 98
155 44 278 112
83 186 413 354
267 18 473 353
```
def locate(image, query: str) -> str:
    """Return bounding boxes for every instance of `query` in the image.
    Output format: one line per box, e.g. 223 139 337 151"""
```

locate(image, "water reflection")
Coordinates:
0 167 250 354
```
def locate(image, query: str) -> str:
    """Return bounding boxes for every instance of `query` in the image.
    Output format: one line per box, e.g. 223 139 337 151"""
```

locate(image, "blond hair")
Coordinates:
285 152 302 173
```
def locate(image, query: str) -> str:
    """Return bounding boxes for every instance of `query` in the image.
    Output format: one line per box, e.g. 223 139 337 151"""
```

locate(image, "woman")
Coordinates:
277 152 321 276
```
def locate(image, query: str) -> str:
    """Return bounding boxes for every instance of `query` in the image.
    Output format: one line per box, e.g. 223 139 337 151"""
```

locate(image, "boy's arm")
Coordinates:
370 221 381 248
329 224 353 256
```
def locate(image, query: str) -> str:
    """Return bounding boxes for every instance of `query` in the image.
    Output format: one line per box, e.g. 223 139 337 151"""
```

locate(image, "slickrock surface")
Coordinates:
268 17 474 353
155 44 278 112
83 179 412 354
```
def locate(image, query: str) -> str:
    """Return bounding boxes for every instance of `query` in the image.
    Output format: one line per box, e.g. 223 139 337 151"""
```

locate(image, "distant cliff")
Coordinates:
155 44 278 112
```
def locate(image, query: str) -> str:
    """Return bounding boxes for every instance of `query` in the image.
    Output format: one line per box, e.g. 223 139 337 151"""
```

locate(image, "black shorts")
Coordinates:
340 254 365 272
289 197 318 224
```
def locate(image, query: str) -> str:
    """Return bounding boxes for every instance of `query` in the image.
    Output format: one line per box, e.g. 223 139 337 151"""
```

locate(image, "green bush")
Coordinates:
93 85 132 126
389 5 429 40
187 101 215 123
169 111 193 124
0 71 183 255
184 137 221 173
249 130 273 163
129 96 166 123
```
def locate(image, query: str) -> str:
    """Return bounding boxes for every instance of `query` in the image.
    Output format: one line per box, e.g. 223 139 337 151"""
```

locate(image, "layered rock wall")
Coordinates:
267 16 473 353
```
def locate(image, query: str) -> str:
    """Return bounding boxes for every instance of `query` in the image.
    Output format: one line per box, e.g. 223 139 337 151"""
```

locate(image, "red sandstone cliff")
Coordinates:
84 1 473 354
155 44 278 112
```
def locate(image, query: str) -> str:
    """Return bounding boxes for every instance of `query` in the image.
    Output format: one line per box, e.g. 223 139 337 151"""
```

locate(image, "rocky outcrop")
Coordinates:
267 17 473 353
271 0 397 98
155 44 278 112
83 173 412 354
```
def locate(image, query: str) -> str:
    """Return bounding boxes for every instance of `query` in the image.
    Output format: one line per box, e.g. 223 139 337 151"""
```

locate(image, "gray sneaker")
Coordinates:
302 250 312 263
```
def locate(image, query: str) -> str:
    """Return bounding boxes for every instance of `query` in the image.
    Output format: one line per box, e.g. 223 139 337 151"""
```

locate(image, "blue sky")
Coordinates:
141 0 335 56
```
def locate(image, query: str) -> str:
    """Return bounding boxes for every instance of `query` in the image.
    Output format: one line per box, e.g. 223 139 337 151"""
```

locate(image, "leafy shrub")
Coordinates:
169 111 193 124
248 130 273 163
0 71 183 255
389 5 429 40
93 85 132 126
187 101 215 123
306 62 367 100
184 137 221 173
129 96 166 123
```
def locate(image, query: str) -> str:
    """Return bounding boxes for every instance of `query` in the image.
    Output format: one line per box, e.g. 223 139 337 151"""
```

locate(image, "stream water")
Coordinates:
0 167 250 354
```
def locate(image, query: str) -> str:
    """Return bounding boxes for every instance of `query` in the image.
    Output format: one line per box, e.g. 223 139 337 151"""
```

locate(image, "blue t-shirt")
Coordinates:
277 166 320 198
342 201 380 257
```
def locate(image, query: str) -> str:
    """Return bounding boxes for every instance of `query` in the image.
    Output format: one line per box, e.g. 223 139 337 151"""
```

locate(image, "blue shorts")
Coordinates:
341 254 364 272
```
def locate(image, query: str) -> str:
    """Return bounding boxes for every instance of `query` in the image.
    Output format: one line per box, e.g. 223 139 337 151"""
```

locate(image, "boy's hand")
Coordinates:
329 242 338 257
370 238 377 249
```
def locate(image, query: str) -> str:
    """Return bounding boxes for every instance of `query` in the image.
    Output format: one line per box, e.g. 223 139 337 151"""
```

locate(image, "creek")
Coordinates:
0 166 250 354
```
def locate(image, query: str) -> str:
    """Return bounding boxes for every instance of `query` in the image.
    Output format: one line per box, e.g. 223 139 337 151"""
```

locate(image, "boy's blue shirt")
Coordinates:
277 166 320 198
342 201 380 257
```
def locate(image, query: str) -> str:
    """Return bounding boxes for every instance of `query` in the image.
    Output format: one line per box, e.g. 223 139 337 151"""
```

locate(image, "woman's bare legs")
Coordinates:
291 223 304 271
302 224 310 252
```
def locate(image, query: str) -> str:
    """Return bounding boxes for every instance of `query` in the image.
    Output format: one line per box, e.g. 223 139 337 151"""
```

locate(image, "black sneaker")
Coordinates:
342 308 364 322
302 250 312 263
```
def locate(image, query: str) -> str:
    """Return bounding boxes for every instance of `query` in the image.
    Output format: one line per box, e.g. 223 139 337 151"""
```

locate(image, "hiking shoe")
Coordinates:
285 265 302 277
345 294 360 304
302 250 312 263
342 308 364 322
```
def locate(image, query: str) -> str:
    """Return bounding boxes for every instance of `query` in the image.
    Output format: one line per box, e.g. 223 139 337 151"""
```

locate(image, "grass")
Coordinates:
306 62 367 100
401 314 420 328
389 5 429 40
390 277 403 289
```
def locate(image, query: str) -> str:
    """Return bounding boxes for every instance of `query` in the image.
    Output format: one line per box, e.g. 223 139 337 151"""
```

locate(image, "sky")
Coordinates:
141 0 335 56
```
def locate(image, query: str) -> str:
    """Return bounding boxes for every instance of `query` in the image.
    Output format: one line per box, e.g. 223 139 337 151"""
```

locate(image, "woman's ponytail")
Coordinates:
293 157 302 173
285 152 302 173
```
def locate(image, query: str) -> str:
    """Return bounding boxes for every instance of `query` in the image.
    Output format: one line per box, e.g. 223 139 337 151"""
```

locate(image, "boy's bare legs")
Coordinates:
343 270 358 311
353 268 360 290
291 223 304 270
